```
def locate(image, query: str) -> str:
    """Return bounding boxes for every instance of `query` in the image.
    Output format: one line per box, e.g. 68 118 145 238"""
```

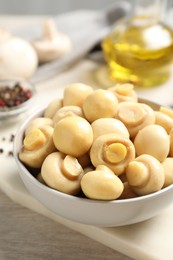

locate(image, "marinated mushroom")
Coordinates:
37 172 46 184
81 165 124 200
19 125 56 168
41 152 84 195
155 106 173 134
53 105 84 126
126 154 165 196
44 98 63 118
25 117 53 135
162 157 173 187
83 89 118 123
53 116 93 157
19 82 173 201
32 19 72 63
90 133 135 175
169 128 173 157
134 124 170 162
83 166 95 174
91 118 129 141
119 182 137 199
115 101 155 139
108 83 138 103
77 153 91 168
63 83 93 107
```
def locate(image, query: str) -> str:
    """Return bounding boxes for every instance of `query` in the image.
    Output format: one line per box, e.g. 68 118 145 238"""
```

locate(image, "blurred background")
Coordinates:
0 0 122 15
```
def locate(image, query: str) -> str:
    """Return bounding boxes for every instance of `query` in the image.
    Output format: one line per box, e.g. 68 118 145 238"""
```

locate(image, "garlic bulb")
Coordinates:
0 28 38 79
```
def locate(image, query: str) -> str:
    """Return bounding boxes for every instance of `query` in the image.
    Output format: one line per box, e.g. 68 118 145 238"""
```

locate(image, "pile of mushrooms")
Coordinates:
19 82 173 200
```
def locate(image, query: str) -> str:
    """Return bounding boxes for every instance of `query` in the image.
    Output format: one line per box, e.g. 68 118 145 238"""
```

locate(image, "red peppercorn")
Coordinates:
0 82 33 109
0 100 5 107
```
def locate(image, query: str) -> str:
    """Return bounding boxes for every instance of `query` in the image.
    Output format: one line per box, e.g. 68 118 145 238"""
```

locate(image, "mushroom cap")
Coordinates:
108 83 138 103
90 133 135 175
25 117 53 135
44 98 63 118
53 116 93 157
41 152 83 195
91 118 129 141
162 157 173 187
119 182 138 199
155 110 173 134
33 33 72 63
81 165 124 200
115 102 155 139
83 89 118 123
169 128 173 156
19 125 56 168
126 154 165 196
63 83 93 107
53 105 84 126
134 124 170 162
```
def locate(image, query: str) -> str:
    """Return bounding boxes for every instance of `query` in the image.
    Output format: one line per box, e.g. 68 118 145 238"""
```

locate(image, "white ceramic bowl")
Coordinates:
13 99 173 227
0 78 36 120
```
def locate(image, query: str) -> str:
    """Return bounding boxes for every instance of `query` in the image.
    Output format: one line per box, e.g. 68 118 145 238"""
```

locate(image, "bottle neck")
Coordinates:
130 0 167 26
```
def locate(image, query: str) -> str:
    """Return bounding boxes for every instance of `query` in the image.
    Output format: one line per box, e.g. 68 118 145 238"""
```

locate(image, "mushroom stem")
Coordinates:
43 19 58 40
62 155 83 180
24 129 46 151
104 143 127 163
126 161 149 187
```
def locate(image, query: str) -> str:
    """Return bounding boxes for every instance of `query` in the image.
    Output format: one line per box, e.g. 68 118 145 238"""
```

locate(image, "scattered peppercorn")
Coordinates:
0 82 33 110
0 133 15 157
8 151 13 156
10 134 15 142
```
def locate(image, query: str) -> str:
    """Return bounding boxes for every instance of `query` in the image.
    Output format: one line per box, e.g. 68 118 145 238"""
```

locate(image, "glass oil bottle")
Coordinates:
102 0 173 88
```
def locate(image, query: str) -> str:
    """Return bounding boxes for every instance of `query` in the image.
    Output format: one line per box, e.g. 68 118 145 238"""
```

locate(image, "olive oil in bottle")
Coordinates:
102 0 173 88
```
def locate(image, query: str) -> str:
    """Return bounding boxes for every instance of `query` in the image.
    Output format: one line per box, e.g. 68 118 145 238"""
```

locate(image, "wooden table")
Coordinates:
0 189 132 260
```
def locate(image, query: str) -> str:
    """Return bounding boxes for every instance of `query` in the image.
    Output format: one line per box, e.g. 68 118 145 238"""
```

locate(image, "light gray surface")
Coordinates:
0 190 132 260
0 0 123 15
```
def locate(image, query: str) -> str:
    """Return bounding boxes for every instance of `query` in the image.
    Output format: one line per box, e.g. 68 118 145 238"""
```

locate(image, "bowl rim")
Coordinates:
13 99 173 205
14 149 173 205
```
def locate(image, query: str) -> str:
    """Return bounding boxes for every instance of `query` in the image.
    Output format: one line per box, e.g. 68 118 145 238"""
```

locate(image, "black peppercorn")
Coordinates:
0 82 33 109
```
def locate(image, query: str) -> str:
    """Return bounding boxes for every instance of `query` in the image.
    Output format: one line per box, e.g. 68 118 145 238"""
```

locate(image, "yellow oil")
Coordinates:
102 17 173 88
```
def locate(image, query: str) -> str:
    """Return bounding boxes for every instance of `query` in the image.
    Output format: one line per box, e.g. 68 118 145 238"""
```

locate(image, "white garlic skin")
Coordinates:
0 37 38 79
